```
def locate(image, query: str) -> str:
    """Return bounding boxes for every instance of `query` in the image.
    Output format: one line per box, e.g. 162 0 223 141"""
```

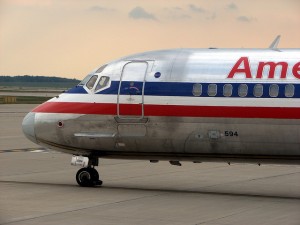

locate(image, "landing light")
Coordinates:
71 155 89 167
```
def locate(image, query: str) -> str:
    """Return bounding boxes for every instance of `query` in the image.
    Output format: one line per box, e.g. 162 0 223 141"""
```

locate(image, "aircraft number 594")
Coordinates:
225 131 239 137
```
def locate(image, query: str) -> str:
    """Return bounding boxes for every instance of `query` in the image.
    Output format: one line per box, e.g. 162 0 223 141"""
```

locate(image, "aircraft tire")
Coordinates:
76 167 102 187
76 168 94 187
90 167 103 186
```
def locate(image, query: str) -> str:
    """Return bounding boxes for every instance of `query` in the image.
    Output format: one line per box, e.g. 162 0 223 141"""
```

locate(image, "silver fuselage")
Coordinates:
23 48 300 164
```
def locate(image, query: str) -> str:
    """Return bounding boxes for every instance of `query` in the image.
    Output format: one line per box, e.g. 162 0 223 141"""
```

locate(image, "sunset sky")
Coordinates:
1 0 299 79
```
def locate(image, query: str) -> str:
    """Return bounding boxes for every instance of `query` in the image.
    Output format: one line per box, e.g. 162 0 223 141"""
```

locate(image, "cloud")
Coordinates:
89 6 115 12
189 4 205 13
166 7 183 11
129 7 157 20
163 7 191 20
227 3 238 10
206 13 216 20
237 16 254 22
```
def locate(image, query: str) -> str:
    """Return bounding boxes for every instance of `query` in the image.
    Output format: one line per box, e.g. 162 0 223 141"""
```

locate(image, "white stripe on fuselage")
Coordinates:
51 93 300 108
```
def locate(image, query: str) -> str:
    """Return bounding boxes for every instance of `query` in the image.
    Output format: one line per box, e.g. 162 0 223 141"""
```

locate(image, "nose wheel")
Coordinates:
76 167 103 187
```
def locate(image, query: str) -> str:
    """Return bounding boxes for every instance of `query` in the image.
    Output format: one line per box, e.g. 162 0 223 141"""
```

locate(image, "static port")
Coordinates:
57 121 64 128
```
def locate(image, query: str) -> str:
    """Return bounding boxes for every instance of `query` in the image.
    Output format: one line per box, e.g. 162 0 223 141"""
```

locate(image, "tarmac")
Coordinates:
1 104 300 225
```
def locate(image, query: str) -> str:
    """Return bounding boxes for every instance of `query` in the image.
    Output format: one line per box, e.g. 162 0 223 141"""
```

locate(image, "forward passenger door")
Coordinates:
117 62 148 119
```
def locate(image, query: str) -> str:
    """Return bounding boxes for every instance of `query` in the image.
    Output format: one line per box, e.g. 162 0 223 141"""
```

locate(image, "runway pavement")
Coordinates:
0 105 300 225
0 104 40 151
0 91 58 97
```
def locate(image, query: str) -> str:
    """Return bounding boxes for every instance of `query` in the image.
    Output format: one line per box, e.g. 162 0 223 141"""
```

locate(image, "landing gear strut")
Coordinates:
72 155 103 187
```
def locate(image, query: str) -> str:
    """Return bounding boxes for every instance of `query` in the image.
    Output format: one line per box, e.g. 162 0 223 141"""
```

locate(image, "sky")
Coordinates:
0 0 299 79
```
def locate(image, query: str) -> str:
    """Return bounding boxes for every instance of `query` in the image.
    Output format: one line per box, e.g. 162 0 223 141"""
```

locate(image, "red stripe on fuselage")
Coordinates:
32 102 300 119
32 102 117 115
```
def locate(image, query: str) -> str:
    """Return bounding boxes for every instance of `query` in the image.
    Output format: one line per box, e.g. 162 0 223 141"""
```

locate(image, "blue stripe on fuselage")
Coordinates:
66 85 88 94
66 81 300 98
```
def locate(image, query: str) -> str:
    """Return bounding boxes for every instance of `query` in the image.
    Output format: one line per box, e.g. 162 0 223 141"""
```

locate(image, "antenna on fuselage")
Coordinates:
269 35 281 50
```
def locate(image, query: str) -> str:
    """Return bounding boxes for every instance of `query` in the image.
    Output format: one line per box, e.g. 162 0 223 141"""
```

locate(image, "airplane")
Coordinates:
22 36 300 187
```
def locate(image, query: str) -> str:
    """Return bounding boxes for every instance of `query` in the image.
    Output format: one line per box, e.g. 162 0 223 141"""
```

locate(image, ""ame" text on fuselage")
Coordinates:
227 57 300 79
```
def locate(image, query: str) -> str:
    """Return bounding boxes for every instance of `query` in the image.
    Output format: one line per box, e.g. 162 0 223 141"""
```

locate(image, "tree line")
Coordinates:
0 75 80 83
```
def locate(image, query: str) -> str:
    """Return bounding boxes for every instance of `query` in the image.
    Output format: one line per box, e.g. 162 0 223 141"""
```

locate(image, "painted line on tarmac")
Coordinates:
0 148 50 153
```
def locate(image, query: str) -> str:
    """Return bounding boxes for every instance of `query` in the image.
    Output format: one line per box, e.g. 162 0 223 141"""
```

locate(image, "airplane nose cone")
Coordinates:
22 112 37 143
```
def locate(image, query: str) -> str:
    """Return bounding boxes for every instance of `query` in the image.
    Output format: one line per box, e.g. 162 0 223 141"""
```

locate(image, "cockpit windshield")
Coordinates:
86 75 98 89
95 64 107 73
95 76 110 92
78 74 93 86
76 63 112 93
78 64 108 86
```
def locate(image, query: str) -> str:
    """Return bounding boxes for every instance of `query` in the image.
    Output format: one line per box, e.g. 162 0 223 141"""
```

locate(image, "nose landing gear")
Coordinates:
72 155 102 187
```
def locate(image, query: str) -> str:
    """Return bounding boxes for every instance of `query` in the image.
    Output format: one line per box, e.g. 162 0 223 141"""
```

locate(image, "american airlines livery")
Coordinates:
22 37 300 187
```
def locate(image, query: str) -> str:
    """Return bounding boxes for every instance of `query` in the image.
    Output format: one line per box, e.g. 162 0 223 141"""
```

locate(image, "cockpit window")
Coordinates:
86 75 98 89
96 64 107 73
95 76 110 92
78 74 93 86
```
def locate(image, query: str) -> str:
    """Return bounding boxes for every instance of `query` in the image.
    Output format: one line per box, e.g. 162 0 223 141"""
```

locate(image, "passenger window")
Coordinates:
192 84 202 96
269 84 279 97
208 84 217 96
223 84 232 97
238 84 248 97
95 76 110 92
86 75 98 89
285 84 295 97
253 84 263 97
